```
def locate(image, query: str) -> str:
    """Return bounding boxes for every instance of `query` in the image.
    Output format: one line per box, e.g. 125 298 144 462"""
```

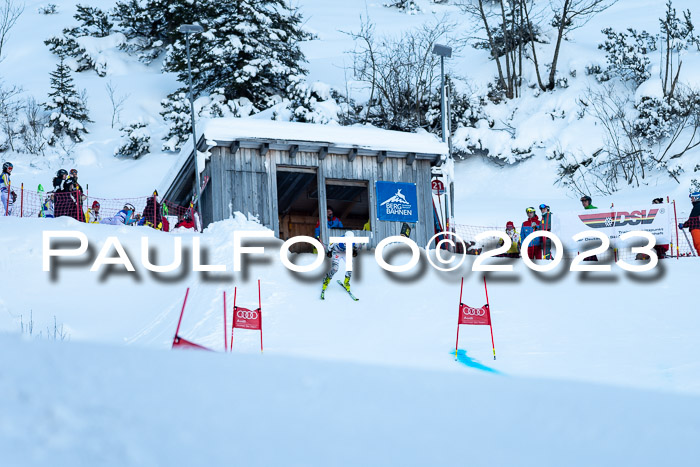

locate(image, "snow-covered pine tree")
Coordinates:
160 0 311 150
71 4 113 38
114 121 151 159
43 57 91 145
162 0 310 107
113 0 196 64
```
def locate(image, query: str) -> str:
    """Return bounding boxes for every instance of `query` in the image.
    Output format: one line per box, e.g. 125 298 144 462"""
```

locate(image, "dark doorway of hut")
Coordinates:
276 166 319 253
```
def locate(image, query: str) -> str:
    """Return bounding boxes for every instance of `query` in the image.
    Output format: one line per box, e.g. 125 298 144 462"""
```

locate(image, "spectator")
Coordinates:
539 204 553 259
498 221 520 258
580 195 597 210
65 180 86 222
1 162 16 216
314 207 344 238
174 209 196 230
100 203 137 225
142 190 163 229
520 207 542 260
86 201 101 223
39 193 55 218
52 169 71 218
679 192 700 256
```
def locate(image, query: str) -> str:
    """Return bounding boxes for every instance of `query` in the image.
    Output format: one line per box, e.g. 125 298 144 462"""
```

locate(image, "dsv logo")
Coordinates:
236 310 259 320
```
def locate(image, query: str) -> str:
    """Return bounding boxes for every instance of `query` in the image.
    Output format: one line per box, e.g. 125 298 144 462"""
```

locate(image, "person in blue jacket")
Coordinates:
315 207 344 238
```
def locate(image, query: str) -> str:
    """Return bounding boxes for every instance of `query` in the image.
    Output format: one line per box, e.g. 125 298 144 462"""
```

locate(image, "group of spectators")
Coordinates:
1 162 197 231
498 194 700 259
499 203 556 260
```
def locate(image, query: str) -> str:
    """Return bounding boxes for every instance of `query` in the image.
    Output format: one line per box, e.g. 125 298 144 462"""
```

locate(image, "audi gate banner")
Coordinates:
233 307 262 330
554 204 672 249
458 304 491 326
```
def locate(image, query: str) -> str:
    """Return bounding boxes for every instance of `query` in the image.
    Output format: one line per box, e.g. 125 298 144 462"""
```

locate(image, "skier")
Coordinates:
1 162 16 216
85 200 101 223
498 221 520 258
679 192 700 256
321 230 359 300
100 203 136 225
520 207 542 260
539 204 553 259
580 195 597 210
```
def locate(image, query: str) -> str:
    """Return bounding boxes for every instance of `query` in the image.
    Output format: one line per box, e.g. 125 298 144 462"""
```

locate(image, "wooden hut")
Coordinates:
160 119 450 250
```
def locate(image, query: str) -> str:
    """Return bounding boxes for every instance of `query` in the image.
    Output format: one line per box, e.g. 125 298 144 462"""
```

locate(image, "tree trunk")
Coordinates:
547 0 571 91
521 0 546 91
478 0 508 94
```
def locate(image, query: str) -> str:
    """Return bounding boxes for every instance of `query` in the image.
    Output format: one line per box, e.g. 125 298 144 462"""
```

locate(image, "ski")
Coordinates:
337 280 359 301
320 289 326 300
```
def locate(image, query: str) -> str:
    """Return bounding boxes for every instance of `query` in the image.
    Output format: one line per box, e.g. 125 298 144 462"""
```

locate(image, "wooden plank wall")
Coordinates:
207 146 434 249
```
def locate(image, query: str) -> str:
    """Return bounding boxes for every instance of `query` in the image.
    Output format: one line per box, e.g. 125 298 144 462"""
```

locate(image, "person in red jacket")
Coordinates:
174 210 196 230
520 207 542 260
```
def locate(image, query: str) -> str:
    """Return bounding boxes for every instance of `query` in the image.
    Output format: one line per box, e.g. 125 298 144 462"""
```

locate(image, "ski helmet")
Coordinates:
2 162 12 172
57 169 68 178
539 203 548 210
345 230 355 238
124 203 135 211
69 168 78 176
580 195 592 203
526 207 535 214
691 192 700 202
506 221 515 229
92 200 100 209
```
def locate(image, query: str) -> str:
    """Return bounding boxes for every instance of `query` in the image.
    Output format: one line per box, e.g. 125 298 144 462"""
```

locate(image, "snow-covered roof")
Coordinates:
203 119 449 156
159 118 448 200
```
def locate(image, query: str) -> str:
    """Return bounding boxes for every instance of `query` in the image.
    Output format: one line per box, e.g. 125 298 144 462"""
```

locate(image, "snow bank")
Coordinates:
1 335 699 466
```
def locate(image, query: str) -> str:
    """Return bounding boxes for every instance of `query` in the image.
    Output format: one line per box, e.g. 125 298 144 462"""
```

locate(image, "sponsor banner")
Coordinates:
458 304 491 326
376 181 418 222
233 307 262 330
555 205 672 248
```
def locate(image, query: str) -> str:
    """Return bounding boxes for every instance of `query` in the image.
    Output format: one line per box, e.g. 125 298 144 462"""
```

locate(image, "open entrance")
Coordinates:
323 179 370 232
276 166 318 252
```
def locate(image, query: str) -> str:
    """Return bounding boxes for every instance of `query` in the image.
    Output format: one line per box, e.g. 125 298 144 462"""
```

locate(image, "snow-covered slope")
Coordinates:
3 334 699 467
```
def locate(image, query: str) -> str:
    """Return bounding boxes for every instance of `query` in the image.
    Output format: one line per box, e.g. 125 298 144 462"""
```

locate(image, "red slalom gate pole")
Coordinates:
223 291 228 352
174 288 190 339
20 183 23 217
673 200 680 259
483 276 496 360
230 287 237 351
455 277 464 359
258 279 263 353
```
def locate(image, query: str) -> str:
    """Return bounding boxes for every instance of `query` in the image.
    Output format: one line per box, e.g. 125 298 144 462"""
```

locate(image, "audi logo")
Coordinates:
236 310 259 320
462 306 486 316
